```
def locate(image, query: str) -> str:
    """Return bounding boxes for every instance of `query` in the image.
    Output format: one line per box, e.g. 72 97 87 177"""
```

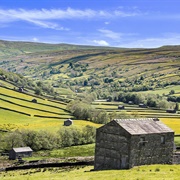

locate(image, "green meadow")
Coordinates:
0 86 101 132
0 108 100 132
23 144 95 161
0 165 180 180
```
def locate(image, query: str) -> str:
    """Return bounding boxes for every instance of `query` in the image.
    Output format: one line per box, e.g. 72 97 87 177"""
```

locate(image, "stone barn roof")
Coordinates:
12 147 33 153
113 118 174 135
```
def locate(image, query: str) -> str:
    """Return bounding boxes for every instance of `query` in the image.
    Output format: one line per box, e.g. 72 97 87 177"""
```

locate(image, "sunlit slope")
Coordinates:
1 44 179 93
0 86 75 131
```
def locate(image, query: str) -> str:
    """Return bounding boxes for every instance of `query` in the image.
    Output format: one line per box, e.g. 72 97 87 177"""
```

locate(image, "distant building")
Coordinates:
94 118 174 170
118 105 125 110
166 109 176 113
9 147 33 160
128 101 133 105
64 119 73 126
139 103 147 108
0 75 6 80
32 99 37 103
18 87 24 93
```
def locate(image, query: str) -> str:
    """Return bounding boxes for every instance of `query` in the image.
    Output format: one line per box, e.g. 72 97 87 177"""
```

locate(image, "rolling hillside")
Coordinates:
0 40 114 59
0 77 101 133
0 83 73 131
0 40 180 133
0 40 179 96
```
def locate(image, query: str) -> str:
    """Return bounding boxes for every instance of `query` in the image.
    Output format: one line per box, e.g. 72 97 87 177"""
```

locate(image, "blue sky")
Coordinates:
0 0 180 48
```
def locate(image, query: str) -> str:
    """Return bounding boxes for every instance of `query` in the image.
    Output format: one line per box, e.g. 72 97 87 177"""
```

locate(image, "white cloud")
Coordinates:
119 33 180 48
93 40 109 46
98 29 122 40
0 7 141 30
114 10 138 17
26 19 69 30
0 8 140 21
104 22 110 25
32 37 39 42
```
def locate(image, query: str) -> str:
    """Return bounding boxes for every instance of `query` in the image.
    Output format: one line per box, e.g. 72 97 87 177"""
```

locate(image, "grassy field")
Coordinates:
22 144 95 161
92 100 180 117
0 80 15 89
0 165 180 180
139 85 180 95
0 108 100 132
160 118 180 134
0 86 67 108
0 85 179 133
0 86 102 132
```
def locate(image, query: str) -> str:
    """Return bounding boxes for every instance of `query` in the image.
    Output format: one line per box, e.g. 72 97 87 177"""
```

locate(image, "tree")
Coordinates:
147 97 157 107
71 128 82 145
169 90 175 95
109 111 118 121
174 102 179 111
35 87 42 95
157 100 169 109
21 130 43 151
4 130 23 150
82 125 96 144
83 79 88 86
94 111 109 124
107 96 113 102
58 127 73 147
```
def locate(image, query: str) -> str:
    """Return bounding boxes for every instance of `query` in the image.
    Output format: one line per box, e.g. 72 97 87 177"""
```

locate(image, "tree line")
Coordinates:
112 92 175 109
0 125 96 152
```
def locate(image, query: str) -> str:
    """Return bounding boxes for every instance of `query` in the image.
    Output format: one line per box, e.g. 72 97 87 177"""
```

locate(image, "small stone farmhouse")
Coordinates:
94 118 174 170
9 147 33 160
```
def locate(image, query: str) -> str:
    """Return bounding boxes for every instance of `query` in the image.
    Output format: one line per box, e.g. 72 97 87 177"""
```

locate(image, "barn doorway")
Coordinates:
121 156 128 169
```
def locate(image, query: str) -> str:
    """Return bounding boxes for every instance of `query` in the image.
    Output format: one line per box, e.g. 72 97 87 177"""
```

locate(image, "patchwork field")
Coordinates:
139 85 180 96
0 86 101 132
0 84 180 133
91 101 180 136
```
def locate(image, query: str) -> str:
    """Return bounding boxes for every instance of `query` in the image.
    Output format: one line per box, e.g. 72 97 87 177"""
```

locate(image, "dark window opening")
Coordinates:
161 136 165 144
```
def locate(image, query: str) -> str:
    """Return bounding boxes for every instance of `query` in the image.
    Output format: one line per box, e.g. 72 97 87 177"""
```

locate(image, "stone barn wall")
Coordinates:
94 121 131 170
173 152 180 164
129 132 174 168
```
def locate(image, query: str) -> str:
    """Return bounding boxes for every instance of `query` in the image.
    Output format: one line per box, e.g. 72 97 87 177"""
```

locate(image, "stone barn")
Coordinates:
94 118 174 170
18 87 24 93
128 101 133 105
64 119 73 126
139 103 147 108
118 105 125 110
166 109 176 113
32 98 37 103
9 147 33 160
